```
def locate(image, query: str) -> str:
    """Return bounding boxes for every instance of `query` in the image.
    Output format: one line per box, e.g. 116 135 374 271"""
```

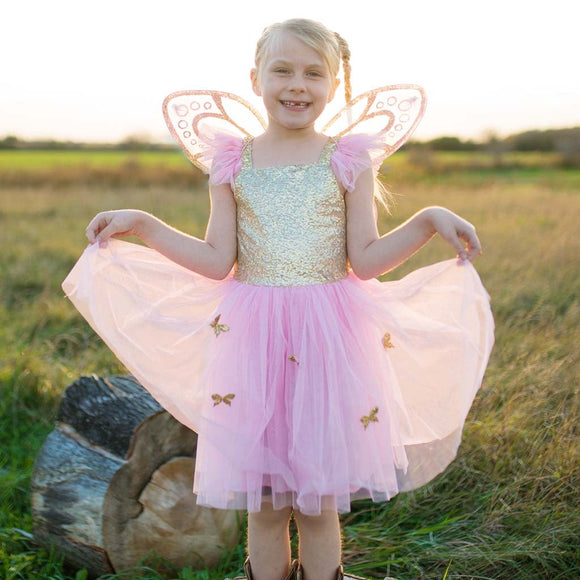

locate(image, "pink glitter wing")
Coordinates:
162 91 267 173
322 84 427 160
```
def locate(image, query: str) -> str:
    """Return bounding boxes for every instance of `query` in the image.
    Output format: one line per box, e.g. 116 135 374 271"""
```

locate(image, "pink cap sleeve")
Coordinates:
204 133 244 189
331 133 387 192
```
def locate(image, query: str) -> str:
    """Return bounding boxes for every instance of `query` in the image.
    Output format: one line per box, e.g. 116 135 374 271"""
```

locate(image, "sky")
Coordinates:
1 0 578 143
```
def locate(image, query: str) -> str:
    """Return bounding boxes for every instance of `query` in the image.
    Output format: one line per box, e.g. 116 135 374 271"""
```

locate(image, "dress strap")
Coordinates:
318 138 338 165
240 138 253 171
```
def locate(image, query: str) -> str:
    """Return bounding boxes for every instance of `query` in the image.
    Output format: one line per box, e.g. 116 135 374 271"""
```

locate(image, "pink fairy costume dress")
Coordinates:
63 87 494 516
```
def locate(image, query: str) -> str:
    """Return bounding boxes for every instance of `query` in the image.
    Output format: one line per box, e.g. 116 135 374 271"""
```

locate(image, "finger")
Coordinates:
94 222 121 244
85 213 111 243
441 230 468 260
463 230 482 261
468 243 482 261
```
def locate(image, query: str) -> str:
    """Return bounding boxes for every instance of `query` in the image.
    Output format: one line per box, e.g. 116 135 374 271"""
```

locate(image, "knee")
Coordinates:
294 509 339 532
249 504 292 530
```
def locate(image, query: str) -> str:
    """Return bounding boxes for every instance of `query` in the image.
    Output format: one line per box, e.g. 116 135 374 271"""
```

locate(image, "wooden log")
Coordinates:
31 375 240 578
103 410 240 573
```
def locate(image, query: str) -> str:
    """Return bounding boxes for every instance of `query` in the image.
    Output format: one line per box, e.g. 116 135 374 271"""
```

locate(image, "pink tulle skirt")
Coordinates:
63 240 494 515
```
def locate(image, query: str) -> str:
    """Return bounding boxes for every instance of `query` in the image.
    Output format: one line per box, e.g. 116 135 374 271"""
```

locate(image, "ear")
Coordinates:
250 68 262 97
327 77 340 103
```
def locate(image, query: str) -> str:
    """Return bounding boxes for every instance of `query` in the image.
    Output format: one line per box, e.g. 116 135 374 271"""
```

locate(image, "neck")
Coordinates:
262 123 319 143
252 127 329 169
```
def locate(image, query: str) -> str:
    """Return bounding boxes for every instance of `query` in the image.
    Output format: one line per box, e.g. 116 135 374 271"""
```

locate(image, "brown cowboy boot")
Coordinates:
226 557 300 580
295 562 398 580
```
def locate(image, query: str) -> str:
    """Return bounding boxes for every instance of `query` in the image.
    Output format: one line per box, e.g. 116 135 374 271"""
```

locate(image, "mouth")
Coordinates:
280 100 310 110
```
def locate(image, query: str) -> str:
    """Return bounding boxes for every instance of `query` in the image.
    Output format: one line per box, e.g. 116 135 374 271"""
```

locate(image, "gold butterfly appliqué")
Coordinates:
382 333 394 349
210 314 230 337
212 393 236 407
361 407 379 429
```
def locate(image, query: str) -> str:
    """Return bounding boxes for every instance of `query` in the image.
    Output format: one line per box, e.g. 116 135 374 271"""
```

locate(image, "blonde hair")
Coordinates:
254 18 352 104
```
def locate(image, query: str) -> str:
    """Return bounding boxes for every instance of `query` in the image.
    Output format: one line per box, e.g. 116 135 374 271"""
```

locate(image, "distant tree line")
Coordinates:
417 127 580 168
1 127 579 154
406 127 580 153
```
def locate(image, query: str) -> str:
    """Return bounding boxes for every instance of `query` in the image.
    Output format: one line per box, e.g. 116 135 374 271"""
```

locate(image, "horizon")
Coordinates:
2 0 578 143
2 123 578 148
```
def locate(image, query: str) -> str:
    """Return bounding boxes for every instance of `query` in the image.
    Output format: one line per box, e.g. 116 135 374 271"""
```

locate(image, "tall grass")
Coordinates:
0 155 578 579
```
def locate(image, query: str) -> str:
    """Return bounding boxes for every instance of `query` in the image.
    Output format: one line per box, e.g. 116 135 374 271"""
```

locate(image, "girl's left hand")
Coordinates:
426 206 482 261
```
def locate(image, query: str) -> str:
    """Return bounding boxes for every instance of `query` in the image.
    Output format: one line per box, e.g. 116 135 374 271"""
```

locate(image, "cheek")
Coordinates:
317 85 335 104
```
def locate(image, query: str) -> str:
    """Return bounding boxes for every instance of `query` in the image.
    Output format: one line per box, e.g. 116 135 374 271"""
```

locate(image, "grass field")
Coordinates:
0 151 578 579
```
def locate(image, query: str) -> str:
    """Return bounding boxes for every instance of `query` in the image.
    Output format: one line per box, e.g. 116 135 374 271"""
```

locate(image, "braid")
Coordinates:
334 32 352 104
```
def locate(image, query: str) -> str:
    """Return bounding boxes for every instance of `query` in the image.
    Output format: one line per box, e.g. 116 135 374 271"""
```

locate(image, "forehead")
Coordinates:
263 30 326 67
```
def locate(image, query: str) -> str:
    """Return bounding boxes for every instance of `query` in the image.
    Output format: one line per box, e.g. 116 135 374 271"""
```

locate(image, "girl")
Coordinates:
64 18 494 580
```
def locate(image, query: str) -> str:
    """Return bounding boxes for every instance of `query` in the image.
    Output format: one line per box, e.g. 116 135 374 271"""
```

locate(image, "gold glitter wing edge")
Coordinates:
162 90 267 173
320 84 427 159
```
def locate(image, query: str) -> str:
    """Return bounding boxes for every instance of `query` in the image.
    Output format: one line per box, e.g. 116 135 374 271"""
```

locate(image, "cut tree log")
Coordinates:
31 375 240 578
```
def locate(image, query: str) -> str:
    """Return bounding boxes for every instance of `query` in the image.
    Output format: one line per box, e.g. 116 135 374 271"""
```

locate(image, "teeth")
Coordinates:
282 101 309 107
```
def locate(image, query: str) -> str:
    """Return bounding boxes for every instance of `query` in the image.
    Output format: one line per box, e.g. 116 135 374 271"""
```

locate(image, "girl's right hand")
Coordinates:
86 209 146 244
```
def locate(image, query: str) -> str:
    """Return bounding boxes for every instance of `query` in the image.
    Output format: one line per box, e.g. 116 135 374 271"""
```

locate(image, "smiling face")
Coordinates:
251 30 339 134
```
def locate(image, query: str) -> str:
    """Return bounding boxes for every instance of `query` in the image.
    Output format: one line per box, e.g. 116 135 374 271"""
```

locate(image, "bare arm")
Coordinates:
85 182 237 280
345 168 482 280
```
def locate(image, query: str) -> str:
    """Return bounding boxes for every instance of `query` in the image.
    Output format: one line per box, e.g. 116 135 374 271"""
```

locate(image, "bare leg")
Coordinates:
294 509 341 580
247 503 293 580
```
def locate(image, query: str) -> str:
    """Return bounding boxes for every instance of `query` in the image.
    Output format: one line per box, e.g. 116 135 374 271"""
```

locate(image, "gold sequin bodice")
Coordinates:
233 139 348 286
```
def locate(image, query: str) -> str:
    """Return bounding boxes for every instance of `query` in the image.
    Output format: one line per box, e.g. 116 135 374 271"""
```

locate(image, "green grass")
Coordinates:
0 150 190 170
0 149 205 188
1 153 578 579
0 149 565 170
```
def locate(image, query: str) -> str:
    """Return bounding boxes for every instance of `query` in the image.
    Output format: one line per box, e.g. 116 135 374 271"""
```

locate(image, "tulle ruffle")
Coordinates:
206 133 244 189
331 133 387 191
63 240 494 515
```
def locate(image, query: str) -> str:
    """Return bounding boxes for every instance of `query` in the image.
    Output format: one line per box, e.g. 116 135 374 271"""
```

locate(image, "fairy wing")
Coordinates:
321 84 426 159
162 90 267 173
163 86 424 171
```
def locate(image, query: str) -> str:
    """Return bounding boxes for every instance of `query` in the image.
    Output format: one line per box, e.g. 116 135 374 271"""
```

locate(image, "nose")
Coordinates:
287 74 306 93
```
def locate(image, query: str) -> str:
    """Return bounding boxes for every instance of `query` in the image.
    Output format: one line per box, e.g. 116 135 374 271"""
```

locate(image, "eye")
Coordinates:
306 70 324 78
274 67 290 74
